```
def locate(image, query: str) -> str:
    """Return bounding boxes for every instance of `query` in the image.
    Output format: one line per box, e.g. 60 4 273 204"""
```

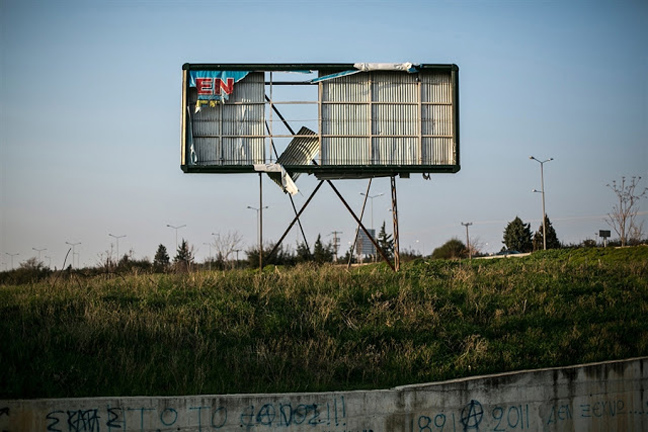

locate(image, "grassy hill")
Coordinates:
1 246 647 398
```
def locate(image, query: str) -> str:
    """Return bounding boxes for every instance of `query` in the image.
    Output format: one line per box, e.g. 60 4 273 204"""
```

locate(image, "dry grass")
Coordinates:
1 246 647 398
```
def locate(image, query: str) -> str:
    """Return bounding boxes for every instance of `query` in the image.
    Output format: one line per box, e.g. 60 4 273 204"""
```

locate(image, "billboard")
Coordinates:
181 63 459 180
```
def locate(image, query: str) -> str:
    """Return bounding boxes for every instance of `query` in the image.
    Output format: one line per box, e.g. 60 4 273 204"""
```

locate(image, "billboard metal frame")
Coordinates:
181 63 460 178
180 63 460 271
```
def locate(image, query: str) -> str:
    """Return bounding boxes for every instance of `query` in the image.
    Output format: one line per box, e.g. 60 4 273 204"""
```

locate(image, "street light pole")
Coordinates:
203 242 213 270
461 222 473 259
32 247 47 262
359 192 384 230
166 224 186 251
108 234 126 260
5 252 18 270
65 242 81 268
530 156 553 250
248 205 268 269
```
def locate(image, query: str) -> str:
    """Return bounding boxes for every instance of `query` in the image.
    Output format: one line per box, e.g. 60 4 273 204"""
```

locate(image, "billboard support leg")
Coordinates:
265 180 325 264
259 173 264 270
347 179 372 269
264 178 395 272
326 180 395 272
265 119 311 256
391 176 400 272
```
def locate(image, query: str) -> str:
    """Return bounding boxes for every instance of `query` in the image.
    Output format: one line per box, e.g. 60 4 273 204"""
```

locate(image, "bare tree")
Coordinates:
468 236 485 257
606 176 647 246
212 231 244 267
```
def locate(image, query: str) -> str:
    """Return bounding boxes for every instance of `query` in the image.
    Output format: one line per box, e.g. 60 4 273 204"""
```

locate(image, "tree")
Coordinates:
3 257 52 285
313 234 334 264
399 247 423 262
341 243 357 265
467 236 485 258
376 221 394 260
502 216 533 252
431 238 466 260
153 244 170 273
532 215 560 251
246 243 293 267
115 250 152 273
295 241 312 263
19 257 46 272
173 239 194 272
606 176 647 246
211 230 244 267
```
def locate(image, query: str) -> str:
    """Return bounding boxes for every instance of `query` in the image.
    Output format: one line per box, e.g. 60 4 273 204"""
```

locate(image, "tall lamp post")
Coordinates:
461 222 473 259
65 242 81 268
530 156 553 250
166 224 186 251
359 192 384 230
248 205 268 269
32 247 47 262
108 234 126 260
203 242 213 270
5 252 19 270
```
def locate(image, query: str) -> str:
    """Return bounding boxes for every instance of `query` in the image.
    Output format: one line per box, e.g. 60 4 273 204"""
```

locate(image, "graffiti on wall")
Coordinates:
1 394 646 432
40 396 355 432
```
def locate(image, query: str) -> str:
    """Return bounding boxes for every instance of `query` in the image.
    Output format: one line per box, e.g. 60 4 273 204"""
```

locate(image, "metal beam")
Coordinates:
326 180 395 272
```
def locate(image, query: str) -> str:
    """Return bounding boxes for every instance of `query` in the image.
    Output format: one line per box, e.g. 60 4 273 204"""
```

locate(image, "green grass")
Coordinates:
1 246 647 398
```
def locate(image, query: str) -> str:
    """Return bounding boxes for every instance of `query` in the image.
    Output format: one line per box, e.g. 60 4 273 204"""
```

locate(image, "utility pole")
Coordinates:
461 222 473 259
330 231 342 262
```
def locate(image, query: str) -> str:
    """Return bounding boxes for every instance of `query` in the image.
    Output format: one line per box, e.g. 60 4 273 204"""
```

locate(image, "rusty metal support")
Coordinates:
261 95 394 271
348 179 372 269
265 119 310 254
391 176 400 271
264 180 325 265
326 180 395 272
259 173 263 270
266 94 296 135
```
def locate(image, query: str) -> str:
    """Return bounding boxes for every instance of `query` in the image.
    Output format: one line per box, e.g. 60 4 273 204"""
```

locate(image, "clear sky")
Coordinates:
1 0 646 269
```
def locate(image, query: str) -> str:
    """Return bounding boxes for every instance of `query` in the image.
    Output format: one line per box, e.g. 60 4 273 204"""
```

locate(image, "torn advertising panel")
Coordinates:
181 63 459 180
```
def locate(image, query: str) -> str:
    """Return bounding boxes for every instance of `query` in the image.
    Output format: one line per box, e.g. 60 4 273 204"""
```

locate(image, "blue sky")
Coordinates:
1 0 646 269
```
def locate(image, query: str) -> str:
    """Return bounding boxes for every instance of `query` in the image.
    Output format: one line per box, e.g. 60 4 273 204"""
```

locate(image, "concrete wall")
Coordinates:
1 357 646 432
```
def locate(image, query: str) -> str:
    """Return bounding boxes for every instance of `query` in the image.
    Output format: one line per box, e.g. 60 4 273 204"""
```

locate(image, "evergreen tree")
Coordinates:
246 243 293 267
295 241 312 263
174 239 194 272
503 216 533 252
313 234 334 264
153 244 170 273
376 221 394 259
532 215 561 251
